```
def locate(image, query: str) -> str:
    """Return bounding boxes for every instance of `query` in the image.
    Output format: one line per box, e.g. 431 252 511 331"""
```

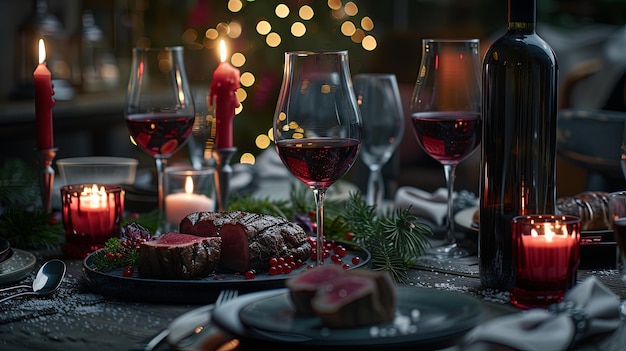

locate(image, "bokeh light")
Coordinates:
228 21 242 38
205 28 219 40
362 35 377 51
341 21 356 36
231 52 246 67
256 20 271 35
344 2 358 16
228 0 243 12
291 22 306 37
327 0 342 10
275 4 290 18
240 153 255 164
299 5 314 20
255 134 271 149
361 16 374 31
266 32 281 47
240 72 255 87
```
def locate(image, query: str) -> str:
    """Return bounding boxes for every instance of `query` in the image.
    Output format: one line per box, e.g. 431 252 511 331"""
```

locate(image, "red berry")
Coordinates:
269 266 278 275
342 263 351 270
244 270 255 279
352 256 361 265
269 257 278 267
344 232 355 241
122 266 134 277
331 254 342 264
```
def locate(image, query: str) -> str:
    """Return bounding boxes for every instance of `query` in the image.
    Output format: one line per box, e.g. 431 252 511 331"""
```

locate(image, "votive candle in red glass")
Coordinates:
510 214 581 309
61 184 124 258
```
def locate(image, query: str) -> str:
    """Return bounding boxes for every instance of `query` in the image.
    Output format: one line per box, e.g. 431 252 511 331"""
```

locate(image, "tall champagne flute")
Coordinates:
125 46 195 235
353 74 404 209
410 39 481 258
273 51 362 265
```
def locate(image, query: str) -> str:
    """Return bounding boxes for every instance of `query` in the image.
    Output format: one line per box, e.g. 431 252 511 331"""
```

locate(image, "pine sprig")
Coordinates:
342 192 432 283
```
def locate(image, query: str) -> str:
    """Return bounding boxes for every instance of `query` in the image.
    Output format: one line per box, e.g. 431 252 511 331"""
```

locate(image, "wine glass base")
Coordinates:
425 242 470 259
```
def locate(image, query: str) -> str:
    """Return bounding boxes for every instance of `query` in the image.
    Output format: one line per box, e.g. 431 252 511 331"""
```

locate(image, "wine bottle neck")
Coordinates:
508 0 536 31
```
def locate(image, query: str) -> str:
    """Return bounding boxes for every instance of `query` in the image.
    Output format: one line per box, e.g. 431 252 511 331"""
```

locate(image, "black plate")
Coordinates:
0 237 11 263
82 242 371 304
215 287 482 350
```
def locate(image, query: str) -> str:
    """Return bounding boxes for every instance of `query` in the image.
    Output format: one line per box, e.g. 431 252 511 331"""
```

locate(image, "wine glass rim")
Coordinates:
132 46 184 52
285 50 348 56
422 38 479 43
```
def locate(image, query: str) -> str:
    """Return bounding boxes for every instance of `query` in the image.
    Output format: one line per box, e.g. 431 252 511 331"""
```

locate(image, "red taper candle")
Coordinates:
33 38 55 150
209 40 240 149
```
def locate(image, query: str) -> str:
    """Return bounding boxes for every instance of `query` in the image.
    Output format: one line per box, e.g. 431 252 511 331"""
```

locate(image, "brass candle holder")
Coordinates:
212 147 236 212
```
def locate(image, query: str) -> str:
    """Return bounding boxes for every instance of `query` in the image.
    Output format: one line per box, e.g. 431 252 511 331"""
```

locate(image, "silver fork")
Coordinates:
135 289 239 351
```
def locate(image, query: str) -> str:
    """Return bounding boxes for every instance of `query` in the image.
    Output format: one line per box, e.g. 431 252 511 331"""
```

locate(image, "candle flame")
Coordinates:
38 39 46 64
81 184 107 208
220 40 227 63
185 176 194 194
530 222 569 242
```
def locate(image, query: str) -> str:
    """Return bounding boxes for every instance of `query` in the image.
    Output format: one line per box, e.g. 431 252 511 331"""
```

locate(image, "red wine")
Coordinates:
479 0 558 290
275 138 360 189
126 113 194 157
411 112 481 164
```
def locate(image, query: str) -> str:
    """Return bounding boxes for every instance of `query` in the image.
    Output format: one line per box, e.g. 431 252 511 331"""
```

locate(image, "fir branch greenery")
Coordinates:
231 183 433 283
0 158 64 250
342 193 432 283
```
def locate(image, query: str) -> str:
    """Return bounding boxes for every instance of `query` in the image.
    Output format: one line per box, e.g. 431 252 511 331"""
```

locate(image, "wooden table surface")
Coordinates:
0 247 625 351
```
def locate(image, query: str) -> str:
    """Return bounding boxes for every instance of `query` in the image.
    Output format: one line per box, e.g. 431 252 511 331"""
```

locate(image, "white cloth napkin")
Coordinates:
394 186 452 225
462 276 622 351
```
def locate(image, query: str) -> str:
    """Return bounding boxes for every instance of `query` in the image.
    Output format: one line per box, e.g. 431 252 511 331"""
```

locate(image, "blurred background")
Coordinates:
0 0 625 199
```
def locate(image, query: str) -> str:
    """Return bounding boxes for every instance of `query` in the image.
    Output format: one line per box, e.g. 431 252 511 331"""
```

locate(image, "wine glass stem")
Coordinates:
155 157 168 235
313 188 327 265
443 163 457 245
366 168 384 208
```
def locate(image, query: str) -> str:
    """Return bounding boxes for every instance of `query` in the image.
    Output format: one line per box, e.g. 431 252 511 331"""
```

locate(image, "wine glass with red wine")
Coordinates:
125 46 195 235
410 39 482 258
273 51 362 265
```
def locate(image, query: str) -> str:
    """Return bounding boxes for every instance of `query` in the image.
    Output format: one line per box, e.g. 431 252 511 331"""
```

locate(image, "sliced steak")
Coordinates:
138 232 221 279
180 211 311 272
285 265 346 315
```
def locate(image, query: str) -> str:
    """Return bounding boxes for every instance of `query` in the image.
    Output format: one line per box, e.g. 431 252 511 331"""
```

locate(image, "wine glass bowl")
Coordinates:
273 51 362 264
353 74 404 208
410 39 482 258
125 46 195 234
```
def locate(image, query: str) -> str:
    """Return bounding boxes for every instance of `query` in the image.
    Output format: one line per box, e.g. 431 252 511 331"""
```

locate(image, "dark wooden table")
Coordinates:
0 247 625 351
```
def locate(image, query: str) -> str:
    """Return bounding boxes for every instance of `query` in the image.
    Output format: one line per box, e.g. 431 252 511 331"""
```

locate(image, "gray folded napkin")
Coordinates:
463 276 622 351
394 186 451 225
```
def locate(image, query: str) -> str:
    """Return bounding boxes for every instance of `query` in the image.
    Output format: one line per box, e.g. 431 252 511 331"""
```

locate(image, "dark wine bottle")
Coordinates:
479 0 558 290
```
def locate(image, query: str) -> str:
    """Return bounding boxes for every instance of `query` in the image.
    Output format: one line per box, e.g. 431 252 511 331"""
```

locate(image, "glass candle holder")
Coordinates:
61 184 124 258
165 166 215 231
511 214 581 309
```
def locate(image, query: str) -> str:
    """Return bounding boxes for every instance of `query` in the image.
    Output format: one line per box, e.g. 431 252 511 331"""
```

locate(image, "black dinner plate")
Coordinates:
0 237 12 263
82 242 371 304
214 286 482 350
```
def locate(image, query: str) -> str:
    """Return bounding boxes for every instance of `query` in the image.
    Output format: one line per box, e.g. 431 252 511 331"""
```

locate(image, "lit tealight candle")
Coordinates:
511 215 581 308
165 175 214 228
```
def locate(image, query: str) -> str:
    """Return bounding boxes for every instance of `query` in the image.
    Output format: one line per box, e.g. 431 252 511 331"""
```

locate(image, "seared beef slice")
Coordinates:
138 232 221 279
181 211 311 272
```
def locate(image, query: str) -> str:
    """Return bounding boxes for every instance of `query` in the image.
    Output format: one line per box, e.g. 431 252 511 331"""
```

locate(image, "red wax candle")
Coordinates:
33 38 55 150
511 215 581 309
209 40 240 149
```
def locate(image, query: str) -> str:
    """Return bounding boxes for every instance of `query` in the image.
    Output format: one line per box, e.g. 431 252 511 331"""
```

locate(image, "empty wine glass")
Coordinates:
273 51 362 265
353 74 404 209
410 39 482 258
125 46 195 235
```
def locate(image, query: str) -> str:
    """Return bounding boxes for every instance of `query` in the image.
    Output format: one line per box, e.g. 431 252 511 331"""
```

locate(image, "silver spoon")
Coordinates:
0 259 66 303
